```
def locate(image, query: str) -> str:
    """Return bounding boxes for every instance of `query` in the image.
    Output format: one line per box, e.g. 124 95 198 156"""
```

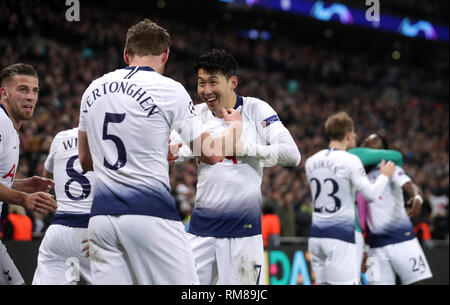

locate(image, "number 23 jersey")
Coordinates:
305 148 376 243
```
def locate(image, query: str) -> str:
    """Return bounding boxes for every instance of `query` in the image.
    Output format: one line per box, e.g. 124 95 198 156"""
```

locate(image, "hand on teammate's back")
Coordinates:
24 192 57 215
380 160 395 178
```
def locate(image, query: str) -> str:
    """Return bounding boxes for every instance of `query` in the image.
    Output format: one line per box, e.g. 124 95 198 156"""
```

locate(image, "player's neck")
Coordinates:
329 140 348 151
213 92 237 119
1 103 22 131
128 57 164 75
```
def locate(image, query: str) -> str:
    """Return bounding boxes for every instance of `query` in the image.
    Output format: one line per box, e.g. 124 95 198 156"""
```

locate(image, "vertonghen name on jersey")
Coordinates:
82 81 159 117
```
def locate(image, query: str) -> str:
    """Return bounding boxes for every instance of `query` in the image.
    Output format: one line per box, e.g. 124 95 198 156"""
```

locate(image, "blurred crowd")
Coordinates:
0 0 448 241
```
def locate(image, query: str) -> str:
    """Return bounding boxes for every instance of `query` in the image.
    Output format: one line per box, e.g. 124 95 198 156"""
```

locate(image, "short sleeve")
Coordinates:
349 156 370 192
78 88 90 132
253 100 287 144
391 166 412 188
160 83 205 144
44 136 58 173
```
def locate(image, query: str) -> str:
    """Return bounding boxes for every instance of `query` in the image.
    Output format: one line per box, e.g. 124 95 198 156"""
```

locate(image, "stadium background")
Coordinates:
0 0 448 285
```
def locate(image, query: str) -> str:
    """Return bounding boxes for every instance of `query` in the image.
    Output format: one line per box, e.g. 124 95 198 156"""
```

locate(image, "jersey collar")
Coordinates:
211 95 243 117
0 104 9 117
124 66 155 72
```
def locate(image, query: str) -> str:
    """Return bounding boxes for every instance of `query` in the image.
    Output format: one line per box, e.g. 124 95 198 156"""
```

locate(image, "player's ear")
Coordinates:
162 48 170 64
229 76 238 90
0 87 8 103
123 49 130 65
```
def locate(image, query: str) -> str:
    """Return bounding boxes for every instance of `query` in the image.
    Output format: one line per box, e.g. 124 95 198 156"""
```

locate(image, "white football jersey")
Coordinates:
366 165 415 248
44 128 95 216
173 96 291 237
305 148 387 243
0 104 20 217
79 66 204 220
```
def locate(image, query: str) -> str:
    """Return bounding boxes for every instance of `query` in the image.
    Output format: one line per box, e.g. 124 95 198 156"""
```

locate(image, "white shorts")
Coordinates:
188 234 265 285
308 237 358 285
366 238 433 285
88 215 199 285
32 225 91 285
0 240 24 285
355 231 365 283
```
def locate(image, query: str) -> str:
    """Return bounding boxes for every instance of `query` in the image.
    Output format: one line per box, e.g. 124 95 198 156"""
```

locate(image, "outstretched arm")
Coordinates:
349 147 403 167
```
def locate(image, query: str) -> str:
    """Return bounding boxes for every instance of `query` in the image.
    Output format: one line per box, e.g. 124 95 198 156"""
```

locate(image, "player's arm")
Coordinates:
354 159 395 203
78 130 93 171
174 108 242 165
237 103 300 167
349 147 403 167
12 176 54 193
0 182 56 215
168 130 194 165
195 108 242 163
403 181 423 218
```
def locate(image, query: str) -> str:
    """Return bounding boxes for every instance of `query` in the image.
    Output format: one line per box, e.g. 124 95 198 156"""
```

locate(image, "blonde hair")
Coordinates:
325 112 354 141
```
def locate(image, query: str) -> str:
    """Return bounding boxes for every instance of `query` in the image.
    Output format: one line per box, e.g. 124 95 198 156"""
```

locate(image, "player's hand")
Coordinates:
221 108 242 123
168 139 182 165
221 109 243 155
406 196 422 218
24 192 57 215
380 160 395 178
82 239 90 258
16 176 55 193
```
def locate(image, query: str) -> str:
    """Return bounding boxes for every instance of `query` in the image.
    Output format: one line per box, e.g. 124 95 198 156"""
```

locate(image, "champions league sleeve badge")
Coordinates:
261 115 280 128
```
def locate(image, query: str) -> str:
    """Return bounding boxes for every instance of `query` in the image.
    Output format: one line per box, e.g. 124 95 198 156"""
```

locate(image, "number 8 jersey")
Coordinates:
45 127 95 214
305 148 390 243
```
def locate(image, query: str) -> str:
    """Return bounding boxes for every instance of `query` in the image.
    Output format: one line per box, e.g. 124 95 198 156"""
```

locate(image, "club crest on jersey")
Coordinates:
261 115 279 128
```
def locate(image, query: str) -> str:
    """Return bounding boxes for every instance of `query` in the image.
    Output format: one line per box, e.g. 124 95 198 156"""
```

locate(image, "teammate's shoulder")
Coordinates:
242 96 269 108
53 128 78 140
194 102 208 113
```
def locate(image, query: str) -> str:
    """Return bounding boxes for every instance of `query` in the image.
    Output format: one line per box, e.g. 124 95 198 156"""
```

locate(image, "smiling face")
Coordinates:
0 75 39 126
197 69 237 113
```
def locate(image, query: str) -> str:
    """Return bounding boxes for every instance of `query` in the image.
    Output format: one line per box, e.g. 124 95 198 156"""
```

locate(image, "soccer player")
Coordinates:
78 20 241 284
0 63 57 285
170 49 301 285
32 127 94 285
305 112 395 285
360 133 433 285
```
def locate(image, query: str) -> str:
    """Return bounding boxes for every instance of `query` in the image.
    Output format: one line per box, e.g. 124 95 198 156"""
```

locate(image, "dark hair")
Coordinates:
125 19 170 57
324 112 354 141
0 63 38 86
194 49 238 79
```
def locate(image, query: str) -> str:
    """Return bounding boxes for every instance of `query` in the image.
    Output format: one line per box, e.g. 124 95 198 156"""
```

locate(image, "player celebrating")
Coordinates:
32 127 95 285
0 63 57 285
305 112 395 285
361 133 433 285
170 49 301 285
78 20 241 284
